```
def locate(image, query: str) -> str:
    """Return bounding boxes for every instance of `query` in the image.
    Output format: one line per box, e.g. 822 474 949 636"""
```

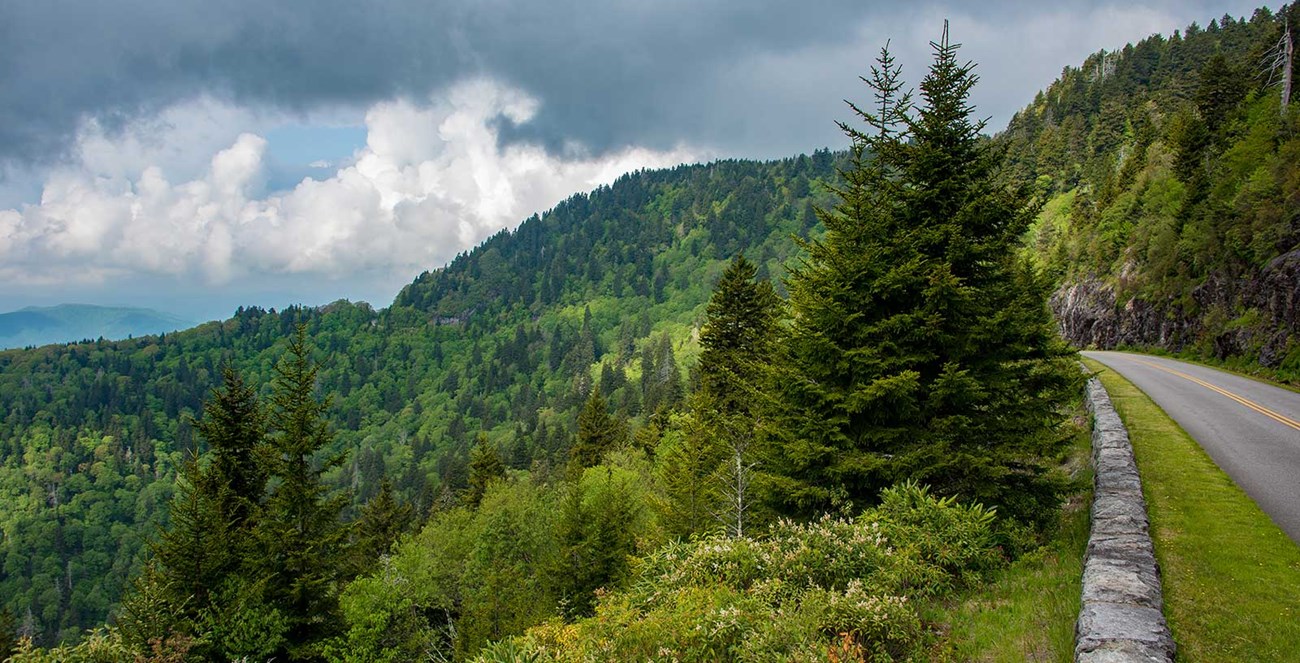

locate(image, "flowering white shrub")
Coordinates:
473 482 1000 662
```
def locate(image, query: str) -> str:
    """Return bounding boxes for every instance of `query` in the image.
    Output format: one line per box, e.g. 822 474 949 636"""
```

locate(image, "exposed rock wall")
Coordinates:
1050 280 1188 351
1077 377 1175 662
1050 250 1300 367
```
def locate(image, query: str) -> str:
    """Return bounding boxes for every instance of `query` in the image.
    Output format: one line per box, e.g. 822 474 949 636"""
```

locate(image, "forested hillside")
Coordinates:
0 153 839 645
1001 6 1300 379
1 26 1086 660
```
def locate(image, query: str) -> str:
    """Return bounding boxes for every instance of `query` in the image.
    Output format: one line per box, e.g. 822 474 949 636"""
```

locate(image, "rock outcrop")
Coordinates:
1050 250 1300 368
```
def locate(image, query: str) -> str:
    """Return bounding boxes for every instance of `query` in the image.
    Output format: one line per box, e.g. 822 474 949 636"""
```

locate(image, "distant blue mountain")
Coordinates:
0 304 195 349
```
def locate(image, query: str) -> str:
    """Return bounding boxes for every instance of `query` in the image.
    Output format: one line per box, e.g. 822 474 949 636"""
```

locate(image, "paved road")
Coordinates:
1083 351 1300 543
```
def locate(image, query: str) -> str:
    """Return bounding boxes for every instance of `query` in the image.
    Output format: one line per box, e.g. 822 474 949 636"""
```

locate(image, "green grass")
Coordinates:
1112 344 1300 392
929 419 1092 662
1165 351 1300 394
1083 357 1300 662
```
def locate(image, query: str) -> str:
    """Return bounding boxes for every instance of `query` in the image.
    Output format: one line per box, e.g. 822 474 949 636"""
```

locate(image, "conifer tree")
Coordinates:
567 391 625 475
151 458 232 616
664 254 780 538
195 366 267 528
772 26 1078 525
465 433 507 508
640 334 683 415
116 562 191 653
255 324 349 659
120 366 269 654
564 306 598 393
1195 52 1245 133
654 406 724 539
0 606 17 661
347 478 413 575
555 470 641 617
697 255 781 414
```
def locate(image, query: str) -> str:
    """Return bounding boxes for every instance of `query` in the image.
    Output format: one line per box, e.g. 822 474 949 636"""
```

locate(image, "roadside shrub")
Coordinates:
472 481 999 662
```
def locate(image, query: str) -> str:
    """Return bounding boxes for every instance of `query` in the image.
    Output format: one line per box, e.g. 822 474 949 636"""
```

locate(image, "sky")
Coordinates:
0 1 1268 321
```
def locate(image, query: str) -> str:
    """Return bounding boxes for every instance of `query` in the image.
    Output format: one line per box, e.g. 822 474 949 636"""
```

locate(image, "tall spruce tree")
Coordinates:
256 325 349 659
465 433 507 508
120 366 272 658
640 334 683 415
347 478 413 576
555 470 641 618
771 26 1078 526
697 255 781 414
567 391 625 475
675 254 781 537
195 366 267 528
654 406 724 539
151 458 232 618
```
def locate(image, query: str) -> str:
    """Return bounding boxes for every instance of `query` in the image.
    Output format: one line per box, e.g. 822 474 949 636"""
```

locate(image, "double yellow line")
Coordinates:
1129 357 1300 432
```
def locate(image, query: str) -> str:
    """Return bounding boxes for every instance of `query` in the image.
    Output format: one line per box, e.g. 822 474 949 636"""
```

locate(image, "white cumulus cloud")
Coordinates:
0 79 700 294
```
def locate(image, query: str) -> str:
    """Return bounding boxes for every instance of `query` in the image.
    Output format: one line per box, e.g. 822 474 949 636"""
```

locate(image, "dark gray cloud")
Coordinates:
0 0 1268 168
0 0 1274 319
0 0 858 163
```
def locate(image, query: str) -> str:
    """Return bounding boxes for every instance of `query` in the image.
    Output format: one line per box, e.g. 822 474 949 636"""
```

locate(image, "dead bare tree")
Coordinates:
712 415 759 539
1263 17 1294 115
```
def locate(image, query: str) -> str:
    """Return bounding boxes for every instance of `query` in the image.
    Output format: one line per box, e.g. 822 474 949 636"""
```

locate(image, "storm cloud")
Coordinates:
0 0 1269 318
0 0 1265 167
0 80 695 288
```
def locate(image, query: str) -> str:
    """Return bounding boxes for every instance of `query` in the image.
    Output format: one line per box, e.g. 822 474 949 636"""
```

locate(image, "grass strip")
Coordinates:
1084 357 1300 662
930 416 1092 662
931 494 1089 662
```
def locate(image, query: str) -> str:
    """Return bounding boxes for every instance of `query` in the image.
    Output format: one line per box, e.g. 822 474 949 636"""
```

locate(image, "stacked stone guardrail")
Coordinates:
1077 377 1176 662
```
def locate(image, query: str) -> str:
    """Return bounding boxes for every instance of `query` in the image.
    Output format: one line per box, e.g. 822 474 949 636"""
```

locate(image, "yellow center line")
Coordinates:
1127 357 1300 432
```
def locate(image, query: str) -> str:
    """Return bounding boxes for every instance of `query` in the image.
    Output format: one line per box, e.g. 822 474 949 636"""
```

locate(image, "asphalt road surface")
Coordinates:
1083 351 1300 543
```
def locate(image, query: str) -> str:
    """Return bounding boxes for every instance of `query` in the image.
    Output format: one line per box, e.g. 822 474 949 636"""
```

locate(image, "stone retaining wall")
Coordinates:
1076 377 1176 662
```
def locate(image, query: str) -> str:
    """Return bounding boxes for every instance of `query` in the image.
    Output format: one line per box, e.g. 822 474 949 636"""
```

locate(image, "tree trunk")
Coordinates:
1283 23 1293 115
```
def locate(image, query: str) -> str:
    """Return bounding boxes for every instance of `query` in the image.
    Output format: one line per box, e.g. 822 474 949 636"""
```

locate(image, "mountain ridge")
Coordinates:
0 303 195 350
0 152 842 643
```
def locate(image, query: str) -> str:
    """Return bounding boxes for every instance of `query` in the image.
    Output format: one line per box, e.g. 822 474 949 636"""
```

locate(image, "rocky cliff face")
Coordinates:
1050 249 1300 368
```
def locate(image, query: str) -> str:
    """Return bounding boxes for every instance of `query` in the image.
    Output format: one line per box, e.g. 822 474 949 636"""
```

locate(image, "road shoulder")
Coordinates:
1083 358 1300 662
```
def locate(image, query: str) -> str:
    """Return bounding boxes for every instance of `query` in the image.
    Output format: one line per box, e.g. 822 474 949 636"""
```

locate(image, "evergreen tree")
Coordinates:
654 404 724 539
507 425 532 470
772 26 1078 526
640 334 683 415
697 255 781 415
195 366 267 528
347 478 413 575
660 255 780 538
150 458 232 619
1195 52 1246 132
564 306 598 393
255 325 349 659
597 361 626 399
0 606 17 661
567 391 625 475
465 434 507 508
120 366 270 656
116 562 192 654
555 470 641 617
